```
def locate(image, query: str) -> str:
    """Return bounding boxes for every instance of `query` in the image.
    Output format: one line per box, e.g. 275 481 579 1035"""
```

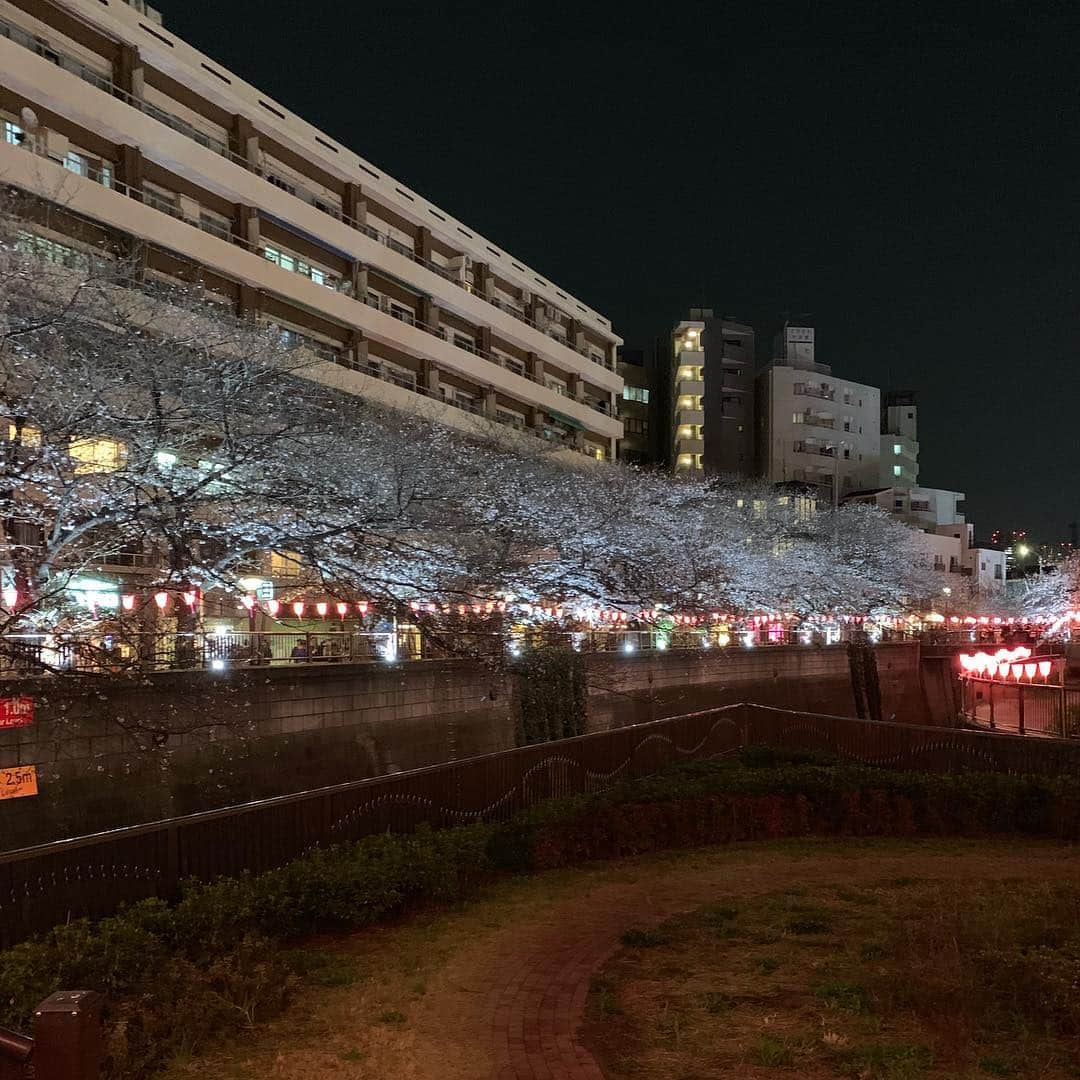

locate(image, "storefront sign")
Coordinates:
0 696 33 729
0 765 38 800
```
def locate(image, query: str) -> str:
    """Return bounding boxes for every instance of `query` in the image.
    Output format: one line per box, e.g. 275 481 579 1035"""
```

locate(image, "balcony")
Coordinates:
0 15 618 379
794 384 835 401
676 437 704 454
793 441 836 458
676 408 704 425
677 379 704 396
800 412 835 430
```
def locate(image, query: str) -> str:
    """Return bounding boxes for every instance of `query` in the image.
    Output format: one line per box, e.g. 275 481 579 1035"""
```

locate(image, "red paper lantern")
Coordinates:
240 595 256 611
291 600 305 619
154 591 169 610
316 602 328 618
182 590 198 610
266 599 280 617
121 594 136 611
336 602 348 620
1 586 18 610
356 601 370 616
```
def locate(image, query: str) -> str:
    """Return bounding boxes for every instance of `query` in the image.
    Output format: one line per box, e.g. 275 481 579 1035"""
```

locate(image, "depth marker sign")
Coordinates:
0 697 33 729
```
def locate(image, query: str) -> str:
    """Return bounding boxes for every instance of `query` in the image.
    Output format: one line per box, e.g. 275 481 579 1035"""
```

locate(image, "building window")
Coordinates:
3 121 25 146
893 465 902 477
267 174 297 196
893 443 902 455
994 565 1002 579
70 438 125 475
624 418 648 436
622 386 650 403
894 499 903 509
63 151 88 177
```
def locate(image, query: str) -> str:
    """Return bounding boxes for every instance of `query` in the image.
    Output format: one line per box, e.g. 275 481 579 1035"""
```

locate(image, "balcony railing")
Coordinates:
794 384 835 401
793 441 836 457
800 412 835 430
0 14 616 374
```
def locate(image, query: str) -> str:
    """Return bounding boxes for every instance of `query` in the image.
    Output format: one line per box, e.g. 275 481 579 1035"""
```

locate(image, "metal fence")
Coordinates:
6 703 1080 946
961 676 1080 738
0 625 927 676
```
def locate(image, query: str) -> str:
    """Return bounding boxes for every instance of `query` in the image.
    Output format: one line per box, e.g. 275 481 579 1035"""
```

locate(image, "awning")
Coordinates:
548 410 585 431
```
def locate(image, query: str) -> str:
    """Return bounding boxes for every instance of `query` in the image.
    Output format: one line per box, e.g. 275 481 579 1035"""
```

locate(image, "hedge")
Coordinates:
4 747 1080 1077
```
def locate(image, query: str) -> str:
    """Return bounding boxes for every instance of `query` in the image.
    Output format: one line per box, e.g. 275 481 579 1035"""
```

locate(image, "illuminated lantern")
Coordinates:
266 599 280 617
316 602 328 618
992 617 1002 626
292 600 305 619
1011 664 1023 681
1024 663 1037 680
356 601 370 616
121 594 136 612
240 595 256 611
1 586 17 610
336 602 349 619
950 616 960 624
1039 660 1052 679
154 591 169 610
409 601 421 611
182 590 198 610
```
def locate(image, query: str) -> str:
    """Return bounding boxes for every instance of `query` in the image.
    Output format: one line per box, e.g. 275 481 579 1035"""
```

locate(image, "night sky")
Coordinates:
159 0 1078 541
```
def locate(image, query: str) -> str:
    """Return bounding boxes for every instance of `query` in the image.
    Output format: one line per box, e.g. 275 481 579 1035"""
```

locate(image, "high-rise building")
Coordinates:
880 391 919 489
671 310 755 476
0 0 623 459
755 325 880 504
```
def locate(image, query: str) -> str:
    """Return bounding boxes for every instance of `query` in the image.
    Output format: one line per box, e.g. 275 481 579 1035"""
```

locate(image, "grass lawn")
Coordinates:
157 838 1080 1079
585 869 1080 1078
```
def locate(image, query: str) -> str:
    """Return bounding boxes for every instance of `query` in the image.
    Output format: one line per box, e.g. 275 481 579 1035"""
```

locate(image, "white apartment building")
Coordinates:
755 326 880 503
0 0 623 460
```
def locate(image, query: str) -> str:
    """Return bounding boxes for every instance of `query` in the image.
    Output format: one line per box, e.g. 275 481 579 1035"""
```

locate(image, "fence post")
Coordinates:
1017 685 1025 736
988 680 995 730
32 991 103 1080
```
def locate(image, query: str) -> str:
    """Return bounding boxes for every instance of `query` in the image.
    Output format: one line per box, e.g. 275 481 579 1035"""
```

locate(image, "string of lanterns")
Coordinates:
0 582 1077 630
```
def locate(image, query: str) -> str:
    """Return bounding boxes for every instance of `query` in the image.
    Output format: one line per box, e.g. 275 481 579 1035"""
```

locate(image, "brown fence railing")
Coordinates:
6 703 1080 947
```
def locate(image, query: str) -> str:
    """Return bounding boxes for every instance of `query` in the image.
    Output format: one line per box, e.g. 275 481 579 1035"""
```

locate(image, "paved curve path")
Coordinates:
176 842 1080 1079
402 843 1080 1080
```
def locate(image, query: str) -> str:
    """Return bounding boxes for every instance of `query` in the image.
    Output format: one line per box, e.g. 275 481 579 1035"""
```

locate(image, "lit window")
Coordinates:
622 386 650 403
70 438 125 474
155 450 178 469
7 423 41 446
893 465 902 477
792 413 805 424
893 443 902 455
3 121 24 146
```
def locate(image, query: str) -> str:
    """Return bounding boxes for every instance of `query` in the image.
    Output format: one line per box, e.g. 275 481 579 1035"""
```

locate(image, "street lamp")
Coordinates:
1015 543 1044 576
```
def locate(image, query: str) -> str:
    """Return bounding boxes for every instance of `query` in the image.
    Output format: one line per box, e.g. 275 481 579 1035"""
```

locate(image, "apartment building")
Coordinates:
616 345 666 466
671 311 755 476
880 390 919 488
0 0 622 461
755 326 880 503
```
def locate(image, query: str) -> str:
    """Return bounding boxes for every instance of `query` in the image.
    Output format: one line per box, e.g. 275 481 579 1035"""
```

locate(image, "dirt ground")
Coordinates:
160 838 1080 1079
